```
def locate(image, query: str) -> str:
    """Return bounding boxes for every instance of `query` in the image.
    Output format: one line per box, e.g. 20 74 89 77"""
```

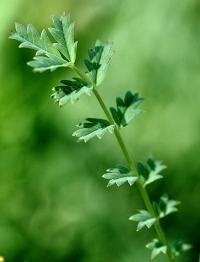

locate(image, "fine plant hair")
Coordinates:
10 14 191 261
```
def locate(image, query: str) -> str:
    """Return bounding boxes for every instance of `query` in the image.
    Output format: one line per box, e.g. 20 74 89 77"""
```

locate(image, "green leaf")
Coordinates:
146 239 167 260
137 158 166 187
110 91 143 127
129 210 156 231
72 118 114 142
102 166 137 187
84 40 113 85
48 14 78 63
51 77 92 107
154 194 180 219
172 240 192 257
27 53 69 72
9 14 77 72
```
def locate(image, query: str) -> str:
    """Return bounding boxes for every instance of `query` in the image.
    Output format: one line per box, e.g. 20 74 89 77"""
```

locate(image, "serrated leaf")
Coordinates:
154 194 180 219
9 14 77 72
84 40 113 86
137 158 166 187
72 118 114 142
27 53 69 72
129 210 156 231
49 14 78 63
110 91 143 127
146 239 167 260
172 240 192 257
102 166 137 187
51 77 92 106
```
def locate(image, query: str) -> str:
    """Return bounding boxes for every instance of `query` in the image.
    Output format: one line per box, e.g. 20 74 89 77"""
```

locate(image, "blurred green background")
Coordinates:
0 0 200 261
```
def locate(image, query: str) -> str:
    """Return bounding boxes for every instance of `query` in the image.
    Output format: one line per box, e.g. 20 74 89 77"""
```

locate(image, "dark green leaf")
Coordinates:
172 240 192 257
84 40 113 85
110 91 143 127
154 194 180 219
102 166 137 187
72 118 114 142
109 107 121 126
137 158 166 187
51 77 92 106
146 239 167 260
129 210 156 231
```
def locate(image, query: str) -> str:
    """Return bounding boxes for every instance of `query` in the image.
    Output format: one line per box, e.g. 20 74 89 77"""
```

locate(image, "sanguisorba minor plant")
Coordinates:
10 14 192 261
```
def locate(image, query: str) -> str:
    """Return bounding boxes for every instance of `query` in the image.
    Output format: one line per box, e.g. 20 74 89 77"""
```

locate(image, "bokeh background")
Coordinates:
0 0 200 261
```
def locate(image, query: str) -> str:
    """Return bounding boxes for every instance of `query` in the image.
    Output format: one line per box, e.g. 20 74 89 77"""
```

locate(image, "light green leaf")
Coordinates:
72 118 114 142
129 210 156 231
51 77 92 107
146 239 167 260
9 14 77 72
110 91 143 127
154 194 180 219
10 24 58 55
49 14 78 63
102 166 137 187
172 240 192 257
84 40 113 85
27 54 68 72
137 158 166 187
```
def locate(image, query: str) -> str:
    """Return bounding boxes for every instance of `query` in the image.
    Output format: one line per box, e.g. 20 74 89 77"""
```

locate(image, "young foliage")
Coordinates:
137 158 166 187
129 210 156 231
154 194 180 219
110 91 143 127
84 40 113 86
51 77 92 107
72 118 114 142
49 15 77 63
9 14 77 72
172 240 192 257
146 239 167 260
10 13 192 262
102 166 137 187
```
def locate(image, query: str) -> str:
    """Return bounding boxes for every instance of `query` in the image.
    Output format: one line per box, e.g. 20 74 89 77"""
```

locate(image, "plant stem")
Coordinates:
72 64 174 262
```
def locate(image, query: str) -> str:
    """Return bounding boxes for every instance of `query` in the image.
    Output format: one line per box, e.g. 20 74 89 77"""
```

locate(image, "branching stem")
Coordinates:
72 64 174 262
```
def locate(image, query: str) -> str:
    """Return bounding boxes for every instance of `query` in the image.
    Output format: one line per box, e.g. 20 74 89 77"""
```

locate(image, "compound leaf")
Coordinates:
72 118 114 142
110 91 143 127
137 158 166 187
102 165 137 187
9 14 77 72
146 239 167 260
154 194 180 219
129 210 156 231
51 77 92 107
84 40 113 85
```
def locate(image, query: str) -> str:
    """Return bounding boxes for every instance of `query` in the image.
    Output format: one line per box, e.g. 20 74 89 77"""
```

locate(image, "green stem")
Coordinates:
72 64 174 262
